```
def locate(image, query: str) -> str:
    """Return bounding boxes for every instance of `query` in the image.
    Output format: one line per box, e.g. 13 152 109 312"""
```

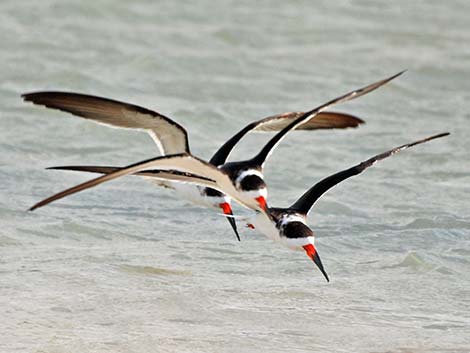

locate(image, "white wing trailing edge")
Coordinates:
21 92 190 155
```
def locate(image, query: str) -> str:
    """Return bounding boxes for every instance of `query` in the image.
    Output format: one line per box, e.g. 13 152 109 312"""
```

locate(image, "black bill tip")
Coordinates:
312 251 330 282
226 213 241 242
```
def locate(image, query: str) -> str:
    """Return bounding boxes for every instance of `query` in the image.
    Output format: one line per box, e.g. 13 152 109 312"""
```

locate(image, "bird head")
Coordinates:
235 169 268 211
281 219 329 282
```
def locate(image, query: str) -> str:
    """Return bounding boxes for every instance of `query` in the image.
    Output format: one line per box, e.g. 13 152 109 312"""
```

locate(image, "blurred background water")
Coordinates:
1 1 469 352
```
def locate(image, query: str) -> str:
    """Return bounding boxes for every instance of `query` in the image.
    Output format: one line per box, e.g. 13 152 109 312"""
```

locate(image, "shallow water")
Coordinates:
1 1 469 352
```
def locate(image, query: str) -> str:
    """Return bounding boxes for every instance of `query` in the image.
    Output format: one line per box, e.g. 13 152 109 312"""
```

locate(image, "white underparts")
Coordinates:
284 236 315 250
240 187 267 200
249 212 316 251
172 183 230 209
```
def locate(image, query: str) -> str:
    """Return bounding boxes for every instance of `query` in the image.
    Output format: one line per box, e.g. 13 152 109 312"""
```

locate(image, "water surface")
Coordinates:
1 1 469 352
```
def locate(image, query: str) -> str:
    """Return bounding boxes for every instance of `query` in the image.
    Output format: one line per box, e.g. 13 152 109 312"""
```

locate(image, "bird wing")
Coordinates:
22 91 189 155
48 165 242 241
289 132 450 215
209 121 259 166
209 111 365 166
251 71 406 168
252 111 364 132
47 165 216 185
29 154 264 212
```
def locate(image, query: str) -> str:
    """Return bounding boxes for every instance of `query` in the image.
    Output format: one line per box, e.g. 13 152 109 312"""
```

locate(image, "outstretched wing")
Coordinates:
47 165 215 185
29 154 264 212
209 121 260 166
22 92 190 155
47 165 242 241
252 111 364 132
209 111 364 166
290 132 450 215
251 71 406 168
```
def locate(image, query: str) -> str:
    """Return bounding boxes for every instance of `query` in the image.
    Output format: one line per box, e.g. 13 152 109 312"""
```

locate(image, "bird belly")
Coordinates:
147 177 175 189
251 213 281 242
172 183 211 207
172 183 231 210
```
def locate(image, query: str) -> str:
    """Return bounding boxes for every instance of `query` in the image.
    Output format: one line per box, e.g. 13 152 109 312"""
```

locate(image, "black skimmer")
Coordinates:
28 129 450 281
27 72 404 216
23 91 364 240
199 71 405 211
248 132 450 281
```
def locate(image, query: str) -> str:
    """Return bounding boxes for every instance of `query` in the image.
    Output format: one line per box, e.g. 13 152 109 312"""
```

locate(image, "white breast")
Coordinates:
250 212 281 242
251 212 313 251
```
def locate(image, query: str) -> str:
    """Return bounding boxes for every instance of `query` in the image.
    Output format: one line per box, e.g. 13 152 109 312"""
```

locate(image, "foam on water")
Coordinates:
1 1 469 352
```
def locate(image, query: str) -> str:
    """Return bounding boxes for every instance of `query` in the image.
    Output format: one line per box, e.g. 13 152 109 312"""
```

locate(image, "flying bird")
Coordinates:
23 93 364 241
26 72 450 281
28 130 450 281
27 72 407 279
27 71 404 214
247 132 450 281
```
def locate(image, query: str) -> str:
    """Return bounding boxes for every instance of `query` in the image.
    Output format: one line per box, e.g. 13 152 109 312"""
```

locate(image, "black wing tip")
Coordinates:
411 132 450 146
45 166 88 171
348 115 365 127
21 92 34 101
356 117 366 125
45 166 78 171
22 91 61 104
22 91 49 99
391 69 407 79
29 197 53 211
28 204 38 212
433 132 450 138
377 69 407 86
332 114 365 129
329 113 366 128
427 132 450 141
398 68 408 76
